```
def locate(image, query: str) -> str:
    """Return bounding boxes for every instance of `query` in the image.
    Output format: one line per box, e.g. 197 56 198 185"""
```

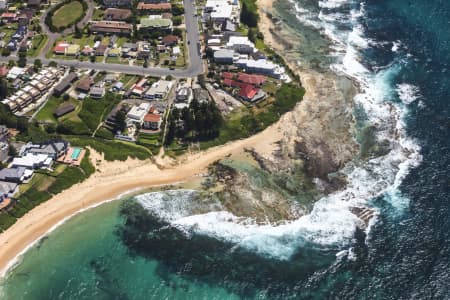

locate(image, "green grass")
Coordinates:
28 34 48 57
137 132 162 155
0 23 18 42
36 96 73 123
67 136 152 161
78 92 121 132
51 1 84 28
92 8 104 21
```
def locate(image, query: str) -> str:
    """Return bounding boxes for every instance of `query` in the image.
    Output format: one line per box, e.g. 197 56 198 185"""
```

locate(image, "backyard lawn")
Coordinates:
51 1 84 28
35 96 81 123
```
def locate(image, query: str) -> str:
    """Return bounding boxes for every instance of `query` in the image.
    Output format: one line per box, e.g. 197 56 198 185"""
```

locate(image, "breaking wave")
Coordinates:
133 0 422 262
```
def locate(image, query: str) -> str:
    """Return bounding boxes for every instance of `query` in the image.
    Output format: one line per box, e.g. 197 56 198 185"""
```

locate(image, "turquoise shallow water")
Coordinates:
0 199 241 300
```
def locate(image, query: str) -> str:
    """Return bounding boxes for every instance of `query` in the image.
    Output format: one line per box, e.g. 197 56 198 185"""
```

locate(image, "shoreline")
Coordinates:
0 121 283 277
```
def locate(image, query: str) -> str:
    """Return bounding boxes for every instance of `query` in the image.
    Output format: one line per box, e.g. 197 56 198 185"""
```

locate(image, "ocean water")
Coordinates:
1 0 450 299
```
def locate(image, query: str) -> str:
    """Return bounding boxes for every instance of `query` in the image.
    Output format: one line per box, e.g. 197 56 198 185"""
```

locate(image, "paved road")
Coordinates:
38 0 96 60
2 0 203 78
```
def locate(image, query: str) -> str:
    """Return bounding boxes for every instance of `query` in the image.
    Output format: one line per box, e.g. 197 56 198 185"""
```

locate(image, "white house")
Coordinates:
226 36 256 54
144 80 173 99
11 153 53 170
0 0 8 10
126 103 151 125
235 59 287 79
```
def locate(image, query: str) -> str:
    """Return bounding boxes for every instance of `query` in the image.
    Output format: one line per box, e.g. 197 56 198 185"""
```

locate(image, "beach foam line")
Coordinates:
0 183 186 279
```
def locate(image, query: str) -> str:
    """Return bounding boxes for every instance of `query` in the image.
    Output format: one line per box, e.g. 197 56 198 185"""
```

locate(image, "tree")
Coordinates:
90 55 96 63
33 59 42 71
240 1 258 28
8 144 17 157
7 60 15 68
1 48 10 57
48 61 58 67
74 25 82 38
173 28 182 38
0 78 7 101
197 75 206 88
247 28 258 43
17 53 26 68
172 5 184 16
114 110 126 133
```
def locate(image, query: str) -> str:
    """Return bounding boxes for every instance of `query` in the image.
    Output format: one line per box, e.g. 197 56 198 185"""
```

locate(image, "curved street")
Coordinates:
38 0 95 60
1 0 203 78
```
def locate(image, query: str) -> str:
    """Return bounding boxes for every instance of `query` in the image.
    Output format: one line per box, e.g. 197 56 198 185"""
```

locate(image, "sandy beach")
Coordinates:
0 120 284 276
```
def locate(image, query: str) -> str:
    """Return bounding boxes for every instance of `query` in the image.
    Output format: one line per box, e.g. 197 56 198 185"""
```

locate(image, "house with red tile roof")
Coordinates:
0 66 9 77
53 42 69 55
239 84 258 101
143 113 161 130
136 2 171 12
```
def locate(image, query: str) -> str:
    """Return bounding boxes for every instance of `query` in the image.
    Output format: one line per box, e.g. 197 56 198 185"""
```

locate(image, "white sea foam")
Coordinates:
396 83 421 104
135 0 422 262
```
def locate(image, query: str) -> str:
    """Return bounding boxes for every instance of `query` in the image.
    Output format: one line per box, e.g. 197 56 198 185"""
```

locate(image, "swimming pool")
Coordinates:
71 148 82 160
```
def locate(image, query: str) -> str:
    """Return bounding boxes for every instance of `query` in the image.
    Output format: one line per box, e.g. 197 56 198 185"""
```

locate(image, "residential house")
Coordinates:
76 77 93 93
90 21 133 36
1 12 16 23
0 181 17 203
0 66 9 77
0 166 32 183
104 8 132 21
95 44 108 56
214 49 235 64
6 40 17 51
193 88 210 103
112 81 123 92
137 41 151 59
235 59 286 79
53 73 78 97
6 67 24 80
144 80 173 99
103 0 132 8
142 113 161 130
108 47 121 57
53 41 69 55
226 36 256 54
162 35 178 46
156 44 166 52
104 73 118 83
142 0 169 3
130 78 147 96
17 13 31 26
0 0 7 10
0 125 9 142
11 153 53 169
27 0 41 6
175 86 192 105
172 46 180 56
20 140 69 160
54 103 75 118
136 2 171 13
121 42 137 57
126 102 151 125
89 86 106 99
81 46 93 56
